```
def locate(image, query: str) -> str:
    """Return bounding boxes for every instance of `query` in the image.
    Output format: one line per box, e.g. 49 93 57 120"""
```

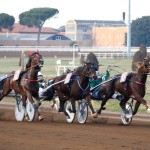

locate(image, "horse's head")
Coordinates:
83 61 97 78
27 50 44 71
137 55 150 73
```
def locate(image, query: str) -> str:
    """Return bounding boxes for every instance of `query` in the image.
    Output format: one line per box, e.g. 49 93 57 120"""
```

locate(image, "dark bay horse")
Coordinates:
51 62 98 118
97 56 150 116
0 51 44 120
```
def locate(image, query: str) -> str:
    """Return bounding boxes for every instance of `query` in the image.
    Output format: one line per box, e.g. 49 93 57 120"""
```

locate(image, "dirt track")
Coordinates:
0 104 150 150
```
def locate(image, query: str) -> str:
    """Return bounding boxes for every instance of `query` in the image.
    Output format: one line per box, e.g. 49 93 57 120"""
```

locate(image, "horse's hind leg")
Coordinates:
139 98 150 113
97 98 109 115
85 95 98 118
33 99 43 121
134 94 150 113
22 102 29 120
70 99 76 113
21 95 29 120
27 93 43 121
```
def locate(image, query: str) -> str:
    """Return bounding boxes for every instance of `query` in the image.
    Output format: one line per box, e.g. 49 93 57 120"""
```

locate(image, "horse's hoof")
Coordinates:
38 115 43 121
25 116 29 121
92 113 98 118
51 104 54 108
102 107 106 110
33 103 38 109
147 108 150 113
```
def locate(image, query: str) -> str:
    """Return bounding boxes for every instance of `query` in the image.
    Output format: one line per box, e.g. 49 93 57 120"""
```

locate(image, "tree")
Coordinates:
0 13 15 31
19 8 59 46
131 16 150 46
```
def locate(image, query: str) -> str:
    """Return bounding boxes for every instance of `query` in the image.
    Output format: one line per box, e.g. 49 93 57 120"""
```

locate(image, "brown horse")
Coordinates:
0 51 44 120
97 56 150 116
51 62 98 118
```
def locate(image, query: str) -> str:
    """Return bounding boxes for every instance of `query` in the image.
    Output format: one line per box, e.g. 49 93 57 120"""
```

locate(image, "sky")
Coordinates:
0 0 150 29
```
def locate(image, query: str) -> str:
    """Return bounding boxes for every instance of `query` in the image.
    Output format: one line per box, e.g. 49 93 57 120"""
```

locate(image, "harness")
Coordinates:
69 75 90 98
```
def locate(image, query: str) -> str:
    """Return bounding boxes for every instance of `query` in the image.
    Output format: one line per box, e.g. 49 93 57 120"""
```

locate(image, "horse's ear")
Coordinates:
27 51 33 56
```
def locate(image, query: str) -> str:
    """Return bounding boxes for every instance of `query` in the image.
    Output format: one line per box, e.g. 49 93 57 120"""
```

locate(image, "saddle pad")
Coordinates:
120 72 129 83
64 72 72 84
13 69 21 81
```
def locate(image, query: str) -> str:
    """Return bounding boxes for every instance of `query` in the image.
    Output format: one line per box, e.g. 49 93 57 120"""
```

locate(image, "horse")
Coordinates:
0 51 44 121
96 56 150 116
50 62 98 118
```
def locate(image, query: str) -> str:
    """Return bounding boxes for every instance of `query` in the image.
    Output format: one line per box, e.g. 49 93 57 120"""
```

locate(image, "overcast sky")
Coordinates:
0 0 149 28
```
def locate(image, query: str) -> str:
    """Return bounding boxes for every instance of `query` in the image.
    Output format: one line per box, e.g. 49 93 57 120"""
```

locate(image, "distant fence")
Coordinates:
0 46 150 58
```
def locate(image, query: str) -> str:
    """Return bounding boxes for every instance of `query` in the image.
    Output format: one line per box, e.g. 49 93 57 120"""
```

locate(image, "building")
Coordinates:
93 26 127 47
0 23 71 46
65 19 127 47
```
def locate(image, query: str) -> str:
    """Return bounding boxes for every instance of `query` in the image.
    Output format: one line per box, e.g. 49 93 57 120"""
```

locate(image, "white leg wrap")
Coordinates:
147 108 150 113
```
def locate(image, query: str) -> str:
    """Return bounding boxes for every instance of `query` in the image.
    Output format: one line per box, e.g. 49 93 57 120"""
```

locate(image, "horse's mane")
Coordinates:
73 66 84 75
26 58 32 69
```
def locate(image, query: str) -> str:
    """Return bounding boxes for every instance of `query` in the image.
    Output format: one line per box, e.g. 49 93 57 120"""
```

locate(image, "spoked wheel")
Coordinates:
26 99 36 122
64 101 75 123
77 99 88 124
121 102 133 125
15 94 25 121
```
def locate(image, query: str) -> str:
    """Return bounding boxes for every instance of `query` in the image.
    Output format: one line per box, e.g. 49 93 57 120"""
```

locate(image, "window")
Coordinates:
55 36 61 40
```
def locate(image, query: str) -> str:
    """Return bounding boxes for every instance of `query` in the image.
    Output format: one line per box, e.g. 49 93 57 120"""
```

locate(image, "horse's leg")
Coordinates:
85 95 98 118
97 98 109 115
119 99 127 112
21 95 29 120
135 97 150 113
97 91 113 115
27 92 43 121
97 87 114 114
132 101 141 116
70 98 76 114
35 96 43 121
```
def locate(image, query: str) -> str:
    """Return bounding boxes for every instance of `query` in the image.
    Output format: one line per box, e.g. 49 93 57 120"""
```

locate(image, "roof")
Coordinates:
1 23 59 34
0 33 54 40
74 19 126 27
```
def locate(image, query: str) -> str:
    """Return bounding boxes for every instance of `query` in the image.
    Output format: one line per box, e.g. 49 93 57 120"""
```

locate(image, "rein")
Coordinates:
77 79 89 91
24 63 41 83
132 80 145 86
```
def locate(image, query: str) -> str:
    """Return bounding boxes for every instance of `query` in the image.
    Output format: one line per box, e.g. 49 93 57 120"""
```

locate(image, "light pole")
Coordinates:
127 0 131 58
72 44 78 66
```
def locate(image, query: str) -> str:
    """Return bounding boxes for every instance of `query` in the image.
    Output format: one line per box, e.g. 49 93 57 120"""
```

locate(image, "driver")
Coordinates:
37 71 45 95
89 68 123 101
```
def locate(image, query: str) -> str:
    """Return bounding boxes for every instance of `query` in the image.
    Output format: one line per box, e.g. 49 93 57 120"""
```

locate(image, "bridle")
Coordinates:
24 53 43 83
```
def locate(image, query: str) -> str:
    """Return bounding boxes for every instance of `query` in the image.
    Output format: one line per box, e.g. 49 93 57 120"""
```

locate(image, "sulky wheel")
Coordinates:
15 94 25 121
76 99 88 124
121 102 133 125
